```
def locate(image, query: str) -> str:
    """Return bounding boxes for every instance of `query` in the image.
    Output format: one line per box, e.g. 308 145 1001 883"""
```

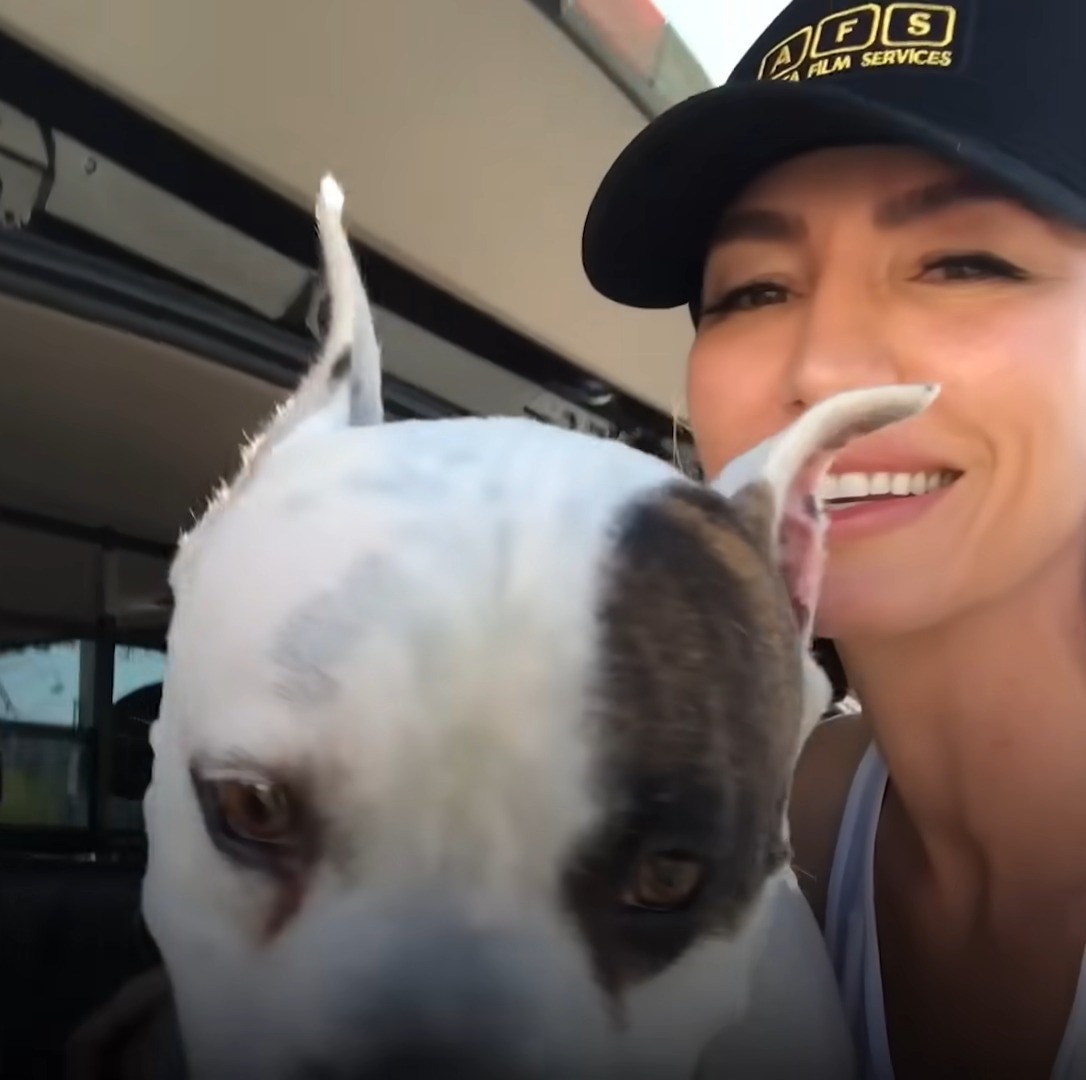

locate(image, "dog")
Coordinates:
140 175 935 1080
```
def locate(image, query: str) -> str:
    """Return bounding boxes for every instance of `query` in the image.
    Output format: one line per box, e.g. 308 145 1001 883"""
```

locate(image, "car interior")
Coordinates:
0 286 289 1076
0 4 733 1075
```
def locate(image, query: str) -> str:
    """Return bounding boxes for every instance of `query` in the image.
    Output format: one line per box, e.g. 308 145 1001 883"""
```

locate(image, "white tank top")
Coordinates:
823 742 1086 1079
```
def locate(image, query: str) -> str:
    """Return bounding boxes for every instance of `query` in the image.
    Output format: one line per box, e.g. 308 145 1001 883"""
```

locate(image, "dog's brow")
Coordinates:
269 553 395 707
190 750 283 779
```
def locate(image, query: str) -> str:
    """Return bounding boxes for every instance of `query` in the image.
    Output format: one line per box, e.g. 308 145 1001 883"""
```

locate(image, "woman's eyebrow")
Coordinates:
873 176 1016 226
708 176 1018 251
709 207 805 248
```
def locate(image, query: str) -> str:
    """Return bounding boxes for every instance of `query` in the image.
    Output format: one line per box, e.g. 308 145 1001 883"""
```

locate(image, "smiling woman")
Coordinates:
582 0 1086 1078
689 146 1086 641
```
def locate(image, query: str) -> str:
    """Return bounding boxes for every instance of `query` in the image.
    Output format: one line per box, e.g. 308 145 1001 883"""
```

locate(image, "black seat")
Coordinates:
0 854 162 1079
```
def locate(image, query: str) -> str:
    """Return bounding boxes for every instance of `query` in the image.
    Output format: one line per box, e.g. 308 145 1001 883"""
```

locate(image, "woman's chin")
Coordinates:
812 573 952 643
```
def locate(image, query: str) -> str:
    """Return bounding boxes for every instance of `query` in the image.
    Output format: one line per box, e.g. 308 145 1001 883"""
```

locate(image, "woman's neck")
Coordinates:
838 543 1086 907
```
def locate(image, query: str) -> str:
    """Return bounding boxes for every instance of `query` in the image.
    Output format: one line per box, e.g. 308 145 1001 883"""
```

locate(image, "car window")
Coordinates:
0 637 89 828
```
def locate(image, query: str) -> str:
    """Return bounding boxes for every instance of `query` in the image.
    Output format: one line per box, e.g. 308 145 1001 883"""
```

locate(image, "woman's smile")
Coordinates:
820 470 962 541
816 437 965 540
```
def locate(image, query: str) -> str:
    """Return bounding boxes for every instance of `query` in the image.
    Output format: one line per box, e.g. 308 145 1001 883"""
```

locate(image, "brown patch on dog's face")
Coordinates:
563 481 804 1000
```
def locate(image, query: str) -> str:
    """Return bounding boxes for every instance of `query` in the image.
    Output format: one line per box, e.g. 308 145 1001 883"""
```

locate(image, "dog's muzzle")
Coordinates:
305 917 586 1078
181 893 614 1080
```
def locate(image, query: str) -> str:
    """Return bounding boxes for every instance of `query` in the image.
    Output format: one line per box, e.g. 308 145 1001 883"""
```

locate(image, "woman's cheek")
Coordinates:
898 286 1083 387
686 321 800 477
687 347 775 477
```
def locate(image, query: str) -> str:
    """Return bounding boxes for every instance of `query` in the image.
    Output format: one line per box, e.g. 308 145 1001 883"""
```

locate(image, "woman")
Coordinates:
582 0 1086 1078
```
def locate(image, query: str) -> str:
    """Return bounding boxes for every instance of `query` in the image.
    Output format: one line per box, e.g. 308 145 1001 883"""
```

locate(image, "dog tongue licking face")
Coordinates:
712 385 941 640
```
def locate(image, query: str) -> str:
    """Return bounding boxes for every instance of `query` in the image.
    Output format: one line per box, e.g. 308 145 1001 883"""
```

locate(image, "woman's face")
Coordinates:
688 145 1086 640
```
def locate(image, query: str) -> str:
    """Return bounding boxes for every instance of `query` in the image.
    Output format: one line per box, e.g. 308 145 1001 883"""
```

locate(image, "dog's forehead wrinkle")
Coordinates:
269 552 399 709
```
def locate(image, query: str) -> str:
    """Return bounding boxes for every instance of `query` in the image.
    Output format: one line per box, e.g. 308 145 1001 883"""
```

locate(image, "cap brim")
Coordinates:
582 78 1086 311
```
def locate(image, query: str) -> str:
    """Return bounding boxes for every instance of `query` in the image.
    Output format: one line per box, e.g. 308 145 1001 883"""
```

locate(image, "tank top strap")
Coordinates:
823 740 893 1080
821 739 1086 1079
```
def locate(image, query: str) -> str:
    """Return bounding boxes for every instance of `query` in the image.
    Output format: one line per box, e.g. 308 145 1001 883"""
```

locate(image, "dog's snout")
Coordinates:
345 951 548 1080
279 897 610 1079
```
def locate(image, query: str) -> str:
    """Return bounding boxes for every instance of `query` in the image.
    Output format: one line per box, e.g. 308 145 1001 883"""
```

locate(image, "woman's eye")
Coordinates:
917 252 1029 283
701 281 793 319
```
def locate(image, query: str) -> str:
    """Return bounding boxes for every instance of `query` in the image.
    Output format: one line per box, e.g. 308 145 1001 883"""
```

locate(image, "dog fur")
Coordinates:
141 175 935 1080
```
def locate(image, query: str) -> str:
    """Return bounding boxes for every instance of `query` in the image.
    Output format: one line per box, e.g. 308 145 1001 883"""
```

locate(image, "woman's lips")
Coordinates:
819 468 957 502
820 469 962 540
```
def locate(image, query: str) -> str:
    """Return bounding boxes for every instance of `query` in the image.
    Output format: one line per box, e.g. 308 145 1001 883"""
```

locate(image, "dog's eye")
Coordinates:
191 768 310 870
215 779 296 844
622 851 705 912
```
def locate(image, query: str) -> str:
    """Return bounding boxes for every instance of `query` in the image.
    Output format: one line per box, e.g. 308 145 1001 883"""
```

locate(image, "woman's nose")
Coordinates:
784 278 901 408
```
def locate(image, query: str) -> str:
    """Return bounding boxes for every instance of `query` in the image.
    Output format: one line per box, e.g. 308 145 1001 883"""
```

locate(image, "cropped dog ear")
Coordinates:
710 384 939 643
309 174 384 428
169 176 384 588
246 175 384 464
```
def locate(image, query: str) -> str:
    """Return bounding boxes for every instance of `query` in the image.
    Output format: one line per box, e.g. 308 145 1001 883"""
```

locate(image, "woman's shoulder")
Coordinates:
788 707 873 928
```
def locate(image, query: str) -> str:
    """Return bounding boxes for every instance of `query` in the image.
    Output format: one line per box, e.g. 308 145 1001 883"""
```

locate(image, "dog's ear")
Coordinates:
310 174 384 429
168 176 383 589
248 175 384 461
710 384 939 642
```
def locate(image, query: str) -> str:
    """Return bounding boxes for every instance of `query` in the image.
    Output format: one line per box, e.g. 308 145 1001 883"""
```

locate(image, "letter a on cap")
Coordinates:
758 27 812 80
769 44 794 73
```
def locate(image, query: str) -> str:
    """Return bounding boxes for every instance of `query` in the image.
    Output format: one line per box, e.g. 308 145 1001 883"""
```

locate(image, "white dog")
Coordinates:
141 176 935 1080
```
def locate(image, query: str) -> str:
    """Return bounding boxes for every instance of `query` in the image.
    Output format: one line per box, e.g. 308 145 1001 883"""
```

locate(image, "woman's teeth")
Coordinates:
819 470 957 507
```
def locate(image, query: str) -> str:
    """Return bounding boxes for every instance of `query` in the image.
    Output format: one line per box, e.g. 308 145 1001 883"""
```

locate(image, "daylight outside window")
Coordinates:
652 0 793 85
555 0 792 113
0 639 86 828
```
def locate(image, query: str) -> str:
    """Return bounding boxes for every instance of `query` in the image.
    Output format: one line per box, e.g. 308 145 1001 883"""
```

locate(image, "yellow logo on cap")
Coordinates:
758 26 813 80
758 2 957 82
811 5 880 58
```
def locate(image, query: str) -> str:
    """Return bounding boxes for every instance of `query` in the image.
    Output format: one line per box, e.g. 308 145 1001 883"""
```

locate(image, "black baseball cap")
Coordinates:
582 0 1086 312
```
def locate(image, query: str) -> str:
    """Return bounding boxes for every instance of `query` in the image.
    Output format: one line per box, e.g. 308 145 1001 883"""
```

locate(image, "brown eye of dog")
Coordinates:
191 767 308 869
623 852 705 912
216 779 296 844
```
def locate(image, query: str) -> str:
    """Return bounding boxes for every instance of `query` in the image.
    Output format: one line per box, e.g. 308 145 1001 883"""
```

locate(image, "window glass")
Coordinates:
108 644 165 831
652 0 791 84
0 521 171 836
113 645 166 703
0 639 81 727
558 0 711 114
0 638 89 828
554 0 793 111
0 637 166 831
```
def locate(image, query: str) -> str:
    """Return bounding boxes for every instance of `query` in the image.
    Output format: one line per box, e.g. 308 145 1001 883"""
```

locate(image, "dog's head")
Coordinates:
142 177 934 1080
